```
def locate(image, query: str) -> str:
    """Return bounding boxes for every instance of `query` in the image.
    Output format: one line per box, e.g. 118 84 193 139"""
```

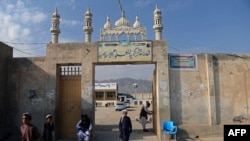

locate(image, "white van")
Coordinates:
115 101 126 111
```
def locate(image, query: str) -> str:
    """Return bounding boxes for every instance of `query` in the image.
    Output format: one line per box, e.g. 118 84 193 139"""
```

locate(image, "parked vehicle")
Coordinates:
125 100 130 108
115 101 126 111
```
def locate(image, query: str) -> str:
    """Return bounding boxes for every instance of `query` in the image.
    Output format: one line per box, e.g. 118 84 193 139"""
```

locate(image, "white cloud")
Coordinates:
10 1 47 24
7 24 21 40
135 0 153 8
62 0 76 10
32 12 47 23
0 0 47 57
6 3 15 12
61 18 82 27
68 0 76 6
20 11 46 23
22 28 31 38
167 0 192 11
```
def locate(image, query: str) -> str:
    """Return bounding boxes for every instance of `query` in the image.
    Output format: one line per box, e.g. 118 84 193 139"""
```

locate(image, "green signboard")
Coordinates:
98 41 152 62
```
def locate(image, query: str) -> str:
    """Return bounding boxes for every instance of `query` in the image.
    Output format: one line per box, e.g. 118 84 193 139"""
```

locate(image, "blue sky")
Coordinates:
0 0 250 80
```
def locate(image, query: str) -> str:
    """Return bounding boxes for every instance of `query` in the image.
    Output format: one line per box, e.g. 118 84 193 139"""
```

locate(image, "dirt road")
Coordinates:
94 105 158 141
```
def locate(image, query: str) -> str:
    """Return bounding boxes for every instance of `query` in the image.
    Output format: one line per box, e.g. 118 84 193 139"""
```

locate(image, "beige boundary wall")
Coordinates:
0 41 250 140
169 53 250 138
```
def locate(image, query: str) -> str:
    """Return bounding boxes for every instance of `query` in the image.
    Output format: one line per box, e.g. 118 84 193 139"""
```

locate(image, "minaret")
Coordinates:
83 8 93 43
50 7 60 44
153 5 163 40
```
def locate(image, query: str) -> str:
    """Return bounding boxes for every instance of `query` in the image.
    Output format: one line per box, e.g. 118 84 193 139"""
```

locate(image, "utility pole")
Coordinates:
133 83 138 99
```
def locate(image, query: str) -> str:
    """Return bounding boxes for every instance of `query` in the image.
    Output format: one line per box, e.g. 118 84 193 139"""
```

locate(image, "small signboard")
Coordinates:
169 54 197 70
95 83 117 90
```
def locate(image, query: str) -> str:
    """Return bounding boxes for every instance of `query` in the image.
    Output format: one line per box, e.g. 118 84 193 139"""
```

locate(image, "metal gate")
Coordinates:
58 65 81 138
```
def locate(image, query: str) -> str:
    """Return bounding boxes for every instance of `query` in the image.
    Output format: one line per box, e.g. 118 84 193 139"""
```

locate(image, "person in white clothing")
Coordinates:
139 101 153 132
76 114 92 141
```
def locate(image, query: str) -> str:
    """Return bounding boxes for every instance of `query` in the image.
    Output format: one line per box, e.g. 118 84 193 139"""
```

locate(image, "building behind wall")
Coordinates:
95 83 118 107
129 93 152 106
94 82 152 107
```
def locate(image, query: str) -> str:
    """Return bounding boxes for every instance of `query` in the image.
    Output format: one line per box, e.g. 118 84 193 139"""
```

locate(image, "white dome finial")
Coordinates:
133 14 141 28
104 14 112 29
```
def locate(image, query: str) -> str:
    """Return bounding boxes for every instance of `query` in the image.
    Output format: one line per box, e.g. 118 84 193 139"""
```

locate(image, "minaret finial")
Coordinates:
55 7 58 14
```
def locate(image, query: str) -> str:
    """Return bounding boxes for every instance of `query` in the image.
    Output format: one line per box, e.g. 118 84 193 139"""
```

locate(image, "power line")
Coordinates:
0 41 45 56
167 39 250 54
4 41 47 45
3 42 46 50
21 46 45 50
13 47 44 57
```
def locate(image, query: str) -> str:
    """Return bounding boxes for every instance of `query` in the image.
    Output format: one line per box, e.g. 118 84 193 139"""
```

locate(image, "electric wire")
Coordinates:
2 37 250 58
167 39 250 54
13 47 44 57
4 41 47 45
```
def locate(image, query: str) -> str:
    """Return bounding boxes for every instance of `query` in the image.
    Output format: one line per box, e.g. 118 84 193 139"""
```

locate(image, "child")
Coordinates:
42 114 54 141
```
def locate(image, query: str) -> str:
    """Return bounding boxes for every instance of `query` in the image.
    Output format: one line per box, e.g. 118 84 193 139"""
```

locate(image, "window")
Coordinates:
60 65 81 75
96 92 104 100
106 92 116 100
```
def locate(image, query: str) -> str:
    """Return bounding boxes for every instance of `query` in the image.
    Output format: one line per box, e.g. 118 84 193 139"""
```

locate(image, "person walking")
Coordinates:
119 109 132 141
76 114 92 141
139 101 153 132
42 114 54 141
20 112 41 141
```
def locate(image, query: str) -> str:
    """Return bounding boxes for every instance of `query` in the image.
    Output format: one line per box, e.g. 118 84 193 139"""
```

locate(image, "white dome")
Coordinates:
104 15 112 29
52 8 60 18
133 15 141 28
154 5 161 14
115 11 131 27
85 8 92 16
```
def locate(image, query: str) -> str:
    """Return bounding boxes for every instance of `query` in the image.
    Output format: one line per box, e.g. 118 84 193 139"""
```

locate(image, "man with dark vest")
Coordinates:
76 114 92 141
139 101 152 132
